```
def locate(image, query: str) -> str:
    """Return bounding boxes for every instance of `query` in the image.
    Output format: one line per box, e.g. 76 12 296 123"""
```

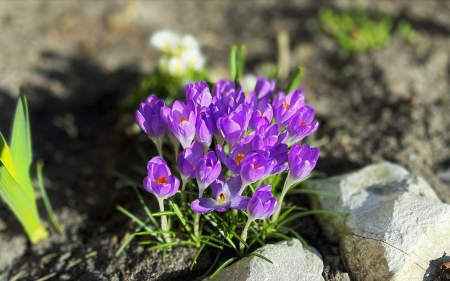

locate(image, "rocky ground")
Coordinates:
0 1 449 280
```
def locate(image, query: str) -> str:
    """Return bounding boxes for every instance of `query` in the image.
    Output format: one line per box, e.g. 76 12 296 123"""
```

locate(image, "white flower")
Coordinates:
168 57 187 76
180 34 200 51
180 49 205 72
150 30 180 53
241 74 257 93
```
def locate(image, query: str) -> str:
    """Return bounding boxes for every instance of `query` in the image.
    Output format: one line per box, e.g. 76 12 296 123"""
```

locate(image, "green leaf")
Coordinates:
229 45 238 81
0 166 47 244
237 45 247 81
286 67 304 93
277 210 347 229
287 189 340 197
0 132 17 180
246 253 273 263
36 161 62 232
191 243 206 270
209 257 239 279
10 94 34 204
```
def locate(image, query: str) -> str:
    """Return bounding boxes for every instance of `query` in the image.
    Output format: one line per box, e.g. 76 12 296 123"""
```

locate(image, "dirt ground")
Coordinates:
1 1 450 280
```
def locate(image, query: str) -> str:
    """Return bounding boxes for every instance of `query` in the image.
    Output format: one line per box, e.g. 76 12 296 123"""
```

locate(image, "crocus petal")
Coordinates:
230 196 250 210
191 198 217 213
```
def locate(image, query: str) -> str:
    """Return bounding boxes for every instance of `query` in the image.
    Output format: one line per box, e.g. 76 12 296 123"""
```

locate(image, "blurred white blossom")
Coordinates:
241 74 257 93
150 30 206 75
168 57 187 76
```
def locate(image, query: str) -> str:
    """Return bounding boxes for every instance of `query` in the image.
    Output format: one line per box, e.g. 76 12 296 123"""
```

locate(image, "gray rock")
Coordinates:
205 238 324 281
305 161 450 281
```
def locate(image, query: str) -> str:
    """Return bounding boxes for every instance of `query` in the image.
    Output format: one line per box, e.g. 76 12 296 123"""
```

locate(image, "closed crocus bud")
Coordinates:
247 185 278 220
161 100 197 149
196 110 215 150
254 77 276 100
286 106 319 146
268 143 289 175
272 89 305 129
177 141 204 180
216 104 252 148
185 81 212 111
239 153 276 193
195 151 222 197
135 95 167 155
144 157 180 200
286 144 319 188
190 175 249 213
213 79 236 99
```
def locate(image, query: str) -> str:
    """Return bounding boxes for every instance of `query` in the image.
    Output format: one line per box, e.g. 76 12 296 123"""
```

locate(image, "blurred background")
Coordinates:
1 1 450 280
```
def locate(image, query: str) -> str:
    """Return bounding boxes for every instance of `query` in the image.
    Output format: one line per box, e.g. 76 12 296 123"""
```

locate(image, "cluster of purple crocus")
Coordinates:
136 77 319 223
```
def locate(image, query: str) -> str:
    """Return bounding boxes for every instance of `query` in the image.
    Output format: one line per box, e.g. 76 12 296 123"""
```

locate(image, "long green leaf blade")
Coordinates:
0 132 17 180
286 67 304 93
10 94 35 205
209 257 239 279
0 166 47 244
36 161 62 233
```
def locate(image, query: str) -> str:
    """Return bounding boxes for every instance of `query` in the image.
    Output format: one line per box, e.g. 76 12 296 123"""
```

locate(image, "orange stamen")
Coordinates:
283 102 289 110
218 193 226 204
261 111 265 116
190 163 194 168
234 154 245 165
179 117 187 123
223 91 228 96
254 165 260 170
300 121 306 126
155 176 168 185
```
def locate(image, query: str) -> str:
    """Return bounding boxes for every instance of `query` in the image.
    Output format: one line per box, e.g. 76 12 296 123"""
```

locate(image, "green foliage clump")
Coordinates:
0 94 61 244
319 7 393 52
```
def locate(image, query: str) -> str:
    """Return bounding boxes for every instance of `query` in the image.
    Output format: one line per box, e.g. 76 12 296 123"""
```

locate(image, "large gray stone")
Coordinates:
205 238 324 281
305 161 450 281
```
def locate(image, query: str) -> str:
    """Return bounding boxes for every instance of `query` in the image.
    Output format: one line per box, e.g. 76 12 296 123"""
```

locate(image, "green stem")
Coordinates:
271 177 292 223
239 218 253 257
152 137 163 157
194 212 200 238
157 198 171 243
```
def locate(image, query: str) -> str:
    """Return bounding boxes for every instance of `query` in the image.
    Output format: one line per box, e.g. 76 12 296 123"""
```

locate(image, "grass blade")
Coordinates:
116 205 153 233
229 45 238 81
209 257 239 279
286 67 304 93
246 253 273 263
36 161 62 232
287 189 339 197
191 243 206 270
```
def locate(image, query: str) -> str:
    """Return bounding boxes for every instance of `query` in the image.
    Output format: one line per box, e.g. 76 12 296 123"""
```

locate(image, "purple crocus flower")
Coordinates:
286 144 319 188
144 157 180 200
253 123 281 150
135 95 166 154
213 79 236 99
216 104 252 148
190 176 250 213
268 143 288 175
286 106 319 146
254 77 276 100
195 110 215 150
247 185 278 220
161 100 197 149
195 151 222 197
272 89 305 129
177 141 204 181
186 81 212 111
239 153 276 193
215 133 265 174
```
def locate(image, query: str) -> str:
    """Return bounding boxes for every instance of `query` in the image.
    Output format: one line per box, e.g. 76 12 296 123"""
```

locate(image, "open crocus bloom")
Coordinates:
191 176 250 213
144 157 180 200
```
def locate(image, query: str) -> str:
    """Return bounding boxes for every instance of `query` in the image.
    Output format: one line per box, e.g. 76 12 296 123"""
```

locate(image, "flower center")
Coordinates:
283 102 289 110
218 193 226 204
179 117 187 123
223 91 228 96
234 154 245 165
155 176 168 185
300 121 306 126
254 165 260 170
261 111 265 116
190 163 194 168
